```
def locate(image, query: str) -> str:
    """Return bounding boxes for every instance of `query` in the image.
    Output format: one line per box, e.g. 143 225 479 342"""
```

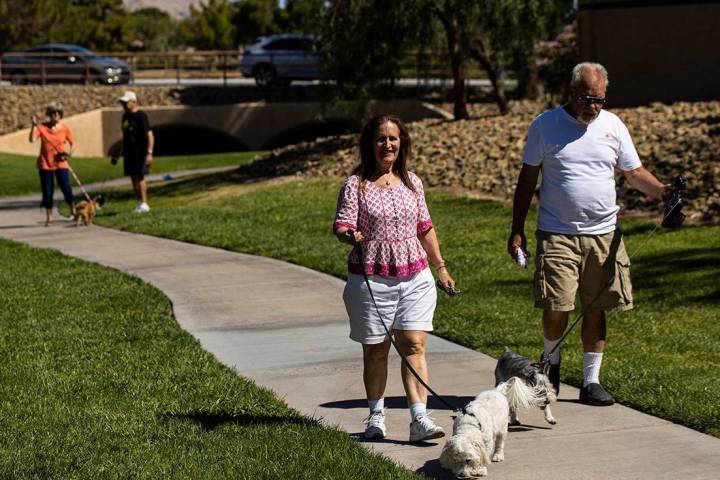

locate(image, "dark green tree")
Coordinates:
56 0 131 51
277 0 327 36
429 0 568 117
428 0 472 119
479 0 568 100
179 0 237 50
321 0 429 99
232 0 282 46
0 0 133 52
321 0 569 119
126 7 179 51
0 0 50 51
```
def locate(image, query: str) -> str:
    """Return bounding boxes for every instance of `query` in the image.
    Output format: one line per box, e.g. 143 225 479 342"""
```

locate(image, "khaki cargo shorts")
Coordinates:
534 229 633 312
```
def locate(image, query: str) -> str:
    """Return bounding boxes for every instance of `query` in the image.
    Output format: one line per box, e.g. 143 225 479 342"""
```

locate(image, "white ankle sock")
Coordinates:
368 398 384 413
583 352 603 387
543 337 562 364
410 403 426 421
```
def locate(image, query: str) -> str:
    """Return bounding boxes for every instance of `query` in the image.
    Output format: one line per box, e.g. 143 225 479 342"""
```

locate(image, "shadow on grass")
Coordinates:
320 395 476 412
108 170 276 202
160 411 314 432
622 223 658 236
492 277 533 287
105 136 354 202
632 248 720 304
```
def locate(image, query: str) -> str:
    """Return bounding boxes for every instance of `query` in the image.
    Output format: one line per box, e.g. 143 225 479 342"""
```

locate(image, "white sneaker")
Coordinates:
362 410 386 439
409 413 444 442
135 202 150 213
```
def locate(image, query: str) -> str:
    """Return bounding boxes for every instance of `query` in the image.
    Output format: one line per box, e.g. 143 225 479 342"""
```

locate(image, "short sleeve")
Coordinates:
411 173 433 233
333 175 360 232
616 119 642 172
522 116 544 166
139 111 151 133
33 124 43 140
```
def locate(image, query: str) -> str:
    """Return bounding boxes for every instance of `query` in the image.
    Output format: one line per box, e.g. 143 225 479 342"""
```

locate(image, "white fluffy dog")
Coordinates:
440 377 541 478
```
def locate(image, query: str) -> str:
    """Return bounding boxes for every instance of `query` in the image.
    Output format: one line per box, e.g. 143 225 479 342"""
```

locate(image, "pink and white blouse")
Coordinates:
334 172 434 277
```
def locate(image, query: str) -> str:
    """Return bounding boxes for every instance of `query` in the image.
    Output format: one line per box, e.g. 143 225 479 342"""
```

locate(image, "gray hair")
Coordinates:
570 62 609 88
45 101 64 117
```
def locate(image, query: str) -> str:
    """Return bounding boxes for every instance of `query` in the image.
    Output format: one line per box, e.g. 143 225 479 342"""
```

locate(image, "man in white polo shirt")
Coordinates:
508 62 670 406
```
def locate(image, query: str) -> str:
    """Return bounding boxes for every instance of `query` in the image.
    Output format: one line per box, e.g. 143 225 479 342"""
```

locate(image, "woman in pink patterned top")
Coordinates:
333 115 455 443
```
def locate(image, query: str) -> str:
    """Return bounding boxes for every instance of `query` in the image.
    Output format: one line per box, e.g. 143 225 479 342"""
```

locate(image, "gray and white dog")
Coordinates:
494 347 557 425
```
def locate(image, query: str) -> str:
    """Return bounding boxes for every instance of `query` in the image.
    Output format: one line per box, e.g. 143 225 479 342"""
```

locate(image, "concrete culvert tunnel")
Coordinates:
0 100 443 158
263 119 358 150
151 124 250 156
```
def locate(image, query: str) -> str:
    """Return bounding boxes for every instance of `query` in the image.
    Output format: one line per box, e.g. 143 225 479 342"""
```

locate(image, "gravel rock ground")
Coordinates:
246 100 720 223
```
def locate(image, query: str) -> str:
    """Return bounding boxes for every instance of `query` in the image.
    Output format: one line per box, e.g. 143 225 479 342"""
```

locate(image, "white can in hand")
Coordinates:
515 249 527 268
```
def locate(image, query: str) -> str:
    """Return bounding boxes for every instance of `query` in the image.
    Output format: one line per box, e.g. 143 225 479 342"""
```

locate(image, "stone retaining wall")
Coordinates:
0 84 333 135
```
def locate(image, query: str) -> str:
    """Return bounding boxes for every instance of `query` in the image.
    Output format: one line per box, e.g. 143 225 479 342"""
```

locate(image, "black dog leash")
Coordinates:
539 177 687 366
349 235 460 412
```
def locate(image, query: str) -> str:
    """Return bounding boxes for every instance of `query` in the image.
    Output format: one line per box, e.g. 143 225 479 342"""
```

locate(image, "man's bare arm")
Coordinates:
623 166 669 200
508 164 541 257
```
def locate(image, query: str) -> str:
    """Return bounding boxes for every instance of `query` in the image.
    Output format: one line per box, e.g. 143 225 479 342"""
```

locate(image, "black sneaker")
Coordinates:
579 383 615 406
540 351 561 395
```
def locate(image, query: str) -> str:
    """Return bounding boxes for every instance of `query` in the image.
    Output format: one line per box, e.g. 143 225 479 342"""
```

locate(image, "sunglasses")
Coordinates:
578 95 606 105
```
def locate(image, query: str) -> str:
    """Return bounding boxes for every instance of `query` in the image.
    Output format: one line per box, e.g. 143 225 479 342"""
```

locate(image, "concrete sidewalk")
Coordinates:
1 188 718 479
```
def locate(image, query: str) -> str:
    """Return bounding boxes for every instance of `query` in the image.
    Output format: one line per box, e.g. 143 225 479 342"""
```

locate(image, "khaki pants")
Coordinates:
534 230 634 312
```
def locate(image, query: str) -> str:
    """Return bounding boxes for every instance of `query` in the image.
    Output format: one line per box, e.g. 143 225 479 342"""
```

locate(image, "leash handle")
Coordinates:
350 238 459 412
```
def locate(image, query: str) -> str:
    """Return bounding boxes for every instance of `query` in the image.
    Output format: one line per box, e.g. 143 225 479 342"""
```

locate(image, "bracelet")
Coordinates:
434 262 446 271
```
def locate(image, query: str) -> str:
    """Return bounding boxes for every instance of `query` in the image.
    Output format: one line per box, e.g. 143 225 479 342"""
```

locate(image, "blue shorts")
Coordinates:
124 157 150 177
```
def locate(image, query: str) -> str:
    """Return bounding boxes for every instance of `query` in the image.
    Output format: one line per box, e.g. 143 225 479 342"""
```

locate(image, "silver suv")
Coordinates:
240 34 319 87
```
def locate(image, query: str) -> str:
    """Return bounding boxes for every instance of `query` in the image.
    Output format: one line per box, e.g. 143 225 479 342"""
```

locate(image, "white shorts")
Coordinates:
343 268 437 344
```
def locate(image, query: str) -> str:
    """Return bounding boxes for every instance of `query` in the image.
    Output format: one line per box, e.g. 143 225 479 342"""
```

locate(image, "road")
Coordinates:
1 77 513 88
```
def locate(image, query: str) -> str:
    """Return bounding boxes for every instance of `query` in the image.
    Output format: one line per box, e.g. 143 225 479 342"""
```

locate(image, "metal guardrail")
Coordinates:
0 50 243 86
0 49 487 86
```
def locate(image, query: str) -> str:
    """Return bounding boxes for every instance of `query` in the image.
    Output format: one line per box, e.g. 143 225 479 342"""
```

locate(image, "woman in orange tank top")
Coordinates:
29 102 76 226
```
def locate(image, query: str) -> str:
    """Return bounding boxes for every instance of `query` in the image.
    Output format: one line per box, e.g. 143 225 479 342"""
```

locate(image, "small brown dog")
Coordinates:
73 194 105 226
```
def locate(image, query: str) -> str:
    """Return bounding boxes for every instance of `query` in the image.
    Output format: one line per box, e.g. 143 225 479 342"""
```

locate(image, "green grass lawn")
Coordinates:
0 151 260 197
93 176 720 438
0 239 419 479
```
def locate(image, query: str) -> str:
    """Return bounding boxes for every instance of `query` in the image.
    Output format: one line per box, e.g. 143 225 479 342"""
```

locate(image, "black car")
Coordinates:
1 44 131 85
